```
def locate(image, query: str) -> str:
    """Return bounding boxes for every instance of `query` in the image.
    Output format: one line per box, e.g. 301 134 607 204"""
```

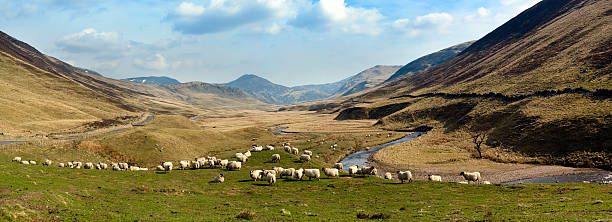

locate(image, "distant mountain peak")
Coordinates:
122 76 180 85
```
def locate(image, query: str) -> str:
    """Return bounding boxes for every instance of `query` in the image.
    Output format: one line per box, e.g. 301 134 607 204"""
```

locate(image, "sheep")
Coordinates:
300 154 311 162
322 168 339 178
284 146 292 153
73 162 83 169
333 163 343 171
272 166 284 175
129 166 140 171
251 146 263 152
29 160 37 165
384 172 392 180
266 172 277 185
99 163 108 170
20 160 30 165
217 159 229 168
162 162 173 171
348 165 359 175
179 160 190 170
304 169 320 181
271 154 281 162
280 168 295 179
112 165 121 171
265 145 275 151
304 150 313 156
293 168 304 180
237 154 248 163
12 157 22 162
250 170 264 181
397 171 413 183
360 166 377 176
226 161 241 171
263 170 276 177
84 162 94 169
58 163 65 168
43 159 52 166
140 168 148 171
459 172 482 184
208 159 216 168
458 181 469 184
155 165 165 171
118 162 129 170
483 181 491 184
66 162 74 168
213 174 225 183
428 175 442 182
191 161 201 169
291 147 299 155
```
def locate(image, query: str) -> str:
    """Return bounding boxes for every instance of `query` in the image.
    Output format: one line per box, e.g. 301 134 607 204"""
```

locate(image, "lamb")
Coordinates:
271 154 281 162
384 172 392 180
20 160 30 165
29 160 37 165
237 154 248 163
155 165 165 171
459 172 482 184
360 166 377 176
291 147 299 155
266 172 277 185
304 169 321 181
179 160 190 170
58 163 65 168
333 163 343 171
226 161 241 171
348 165 359 175
84 162 94 169
43 159 52 166
300 154 311 162
397 171 413 183
293 168 304 180
304 150 313 156
99 163 108 170
427 175 442 182
322 168 339 178
250 170 264 181
12 157 22 162
162 162 173 171
280 168 295 179
213 174 225 183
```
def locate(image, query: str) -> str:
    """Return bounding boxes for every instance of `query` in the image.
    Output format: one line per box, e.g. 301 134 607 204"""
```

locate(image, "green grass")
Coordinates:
0 151 610 221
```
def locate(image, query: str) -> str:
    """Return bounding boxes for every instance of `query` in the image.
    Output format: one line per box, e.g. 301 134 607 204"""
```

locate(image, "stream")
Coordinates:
340 132 425 171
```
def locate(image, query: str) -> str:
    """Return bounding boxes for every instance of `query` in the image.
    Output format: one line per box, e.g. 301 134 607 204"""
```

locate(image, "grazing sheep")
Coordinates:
397 171 413 183
348 165 359 175
291 147 299 155
483 181 491 184
192 161 201 169
29 160 37 165
73 162 83 169
280 168 295 179
99 163 108 170
322 168 339 178
333 163 343 171
304 169 320 181
272 166 284 175
162 162 173 171
360 166 377 176
428 175 442 182
226 161 241 171
95 164 101 170
250 170 264 181
66 162 74 168
251 146 263 152
112 165 121 171
155 165 164 171
266 172 277 185
304 150 313 156
284 146 292 153
384 172 392 180
265 145 275 151
12 157 22 162
118 163 128 170
58 163 65 168
458 181 469 184
20 160 30 165
263 170 276 177
459 172 482 184
271 154 281 162
207 159 216 168
300 154 311 162
179 160 190 170
214 174 225 183
293 168 304 180
129 166 140 171
84 162 94 169
237 155 248 163
140 168 149 171
244 151 252 158
43 159 52 166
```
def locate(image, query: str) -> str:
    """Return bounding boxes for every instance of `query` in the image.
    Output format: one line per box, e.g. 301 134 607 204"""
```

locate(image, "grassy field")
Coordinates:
0 150 611 221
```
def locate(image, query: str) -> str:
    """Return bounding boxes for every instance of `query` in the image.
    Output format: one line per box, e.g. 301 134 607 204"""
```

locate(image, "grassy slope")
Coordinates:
0 151 610 221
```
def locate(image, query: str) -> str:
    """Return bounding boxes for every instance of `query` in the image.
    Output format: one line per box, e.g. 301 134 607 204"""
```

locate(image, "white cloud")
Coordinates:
392 12 453 37
134 54 169 71
290 0 384 35
175 2 205 16
477 7 491 17
55 28 121 53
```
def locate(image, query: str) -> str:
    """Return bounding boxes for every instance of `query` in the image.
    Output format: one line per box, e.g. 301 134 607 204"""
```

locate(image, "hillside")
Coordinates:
123 76 180 85
332 0 612 169
331 65 402 98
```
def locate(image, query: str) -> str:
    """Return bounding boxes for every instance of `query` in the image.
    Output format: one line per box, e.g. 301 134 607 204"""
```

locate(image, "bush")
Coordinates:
236 209 255 220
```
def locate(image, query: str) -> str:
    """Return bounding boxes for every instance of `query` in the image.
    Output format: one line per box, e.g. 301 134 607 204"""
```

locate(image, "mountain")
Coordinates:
331 0 612 169
331 65 402 97
123 76 180 85
386 41 474 82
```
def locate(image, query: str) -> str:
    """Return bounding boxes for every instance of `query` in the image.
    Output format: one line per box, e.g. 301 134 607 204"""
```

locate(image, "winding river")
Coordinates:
340 132 425 171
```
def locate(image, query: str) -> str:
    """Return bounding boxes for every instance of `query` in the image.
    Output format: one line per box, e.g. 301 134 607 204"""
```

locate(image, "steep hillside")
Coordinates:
333 0 612 169
331 65 401 98
123 76 180 85
386 41 474 82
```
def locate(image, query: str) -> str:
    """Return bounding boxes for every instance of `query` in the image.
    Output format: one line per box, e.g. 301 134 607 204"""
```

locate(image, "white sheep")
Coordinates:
226 161 241 171
235 153 244 159
293 168 304 180
192 161 201 169
214 174 225 183
397 171 413 183
129 166 140 171
460 172 481 184
58 163 65 168
291 147 299 155
66 162 74 168
271 154 281 162
43 159 52 166
237 155 248 163
162 162 173 171
244 151 252 158
84 162 94 169
155 165 165 171
250 170 264 181
458 181 469 184
322 168 339 178
140 168 148 171
265 145 275 151
284 146 292 153
112 165 121 171
29 160 37 165
483 181 491 184
263 170 276 177
266 172 277 185
304 150 313 156
333 163 343 171
251 146 263 152
300 154 311 162
428 175 442 182
179 160 190 170
118 162 128 170
304 169 320 181
384 172 392 180
12 157 22 162
348 165 359 175
360 166 377 176
273 166 284 175
20 160 29 165
217 159 229 168
280 168 295 179
73 161 83 169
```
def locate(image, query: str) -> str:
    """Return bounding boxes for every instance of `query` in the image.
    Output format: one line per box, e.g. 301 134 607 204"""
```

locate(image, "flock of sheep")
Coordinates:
10 143 491 185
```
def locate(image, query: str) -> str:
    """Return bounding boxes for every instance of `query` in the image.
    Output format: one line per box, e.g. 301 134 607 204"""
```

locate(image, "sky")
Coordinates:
0 0 540 86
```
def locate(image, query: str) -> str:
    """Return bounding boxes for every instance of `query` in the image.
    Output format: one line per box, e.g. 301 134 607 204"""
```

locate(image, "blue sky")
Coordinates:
0 0 540 86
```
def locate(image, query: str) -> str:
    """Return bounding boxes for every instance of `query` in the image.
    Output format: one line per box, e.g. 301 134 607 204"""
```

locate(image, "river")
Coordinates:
340 132 424 171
